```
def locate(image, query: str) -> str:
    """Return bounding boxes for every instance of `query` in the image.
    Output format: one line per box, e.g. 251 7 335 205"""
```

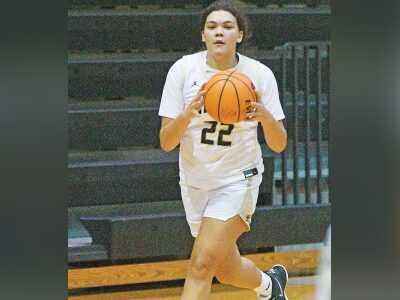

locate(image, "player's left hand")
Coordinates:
246 90 274 122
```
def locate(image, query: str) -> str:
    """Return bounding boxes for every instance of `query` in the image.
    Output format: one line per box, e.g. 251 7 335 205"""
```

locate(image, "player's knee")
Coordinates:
188 251 218 279
215 267 236 285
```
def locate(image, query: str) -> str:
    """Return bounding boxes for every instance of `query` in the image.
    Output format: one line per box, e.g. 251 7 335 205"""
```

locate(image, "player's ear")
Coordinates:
202 31 206 43
237 31 243 44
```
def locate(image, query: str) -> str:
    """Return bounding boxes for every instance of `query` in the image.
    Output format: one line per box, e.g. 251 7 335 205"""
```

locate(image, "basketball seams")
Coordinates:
204 70 255 124
204 79 231 98
217 71 236 122
230 71 256 100
228 77 256 104
229 73 257 101
206 72 254 96
226 80 241 123
208 74 230 80
204 79 232 114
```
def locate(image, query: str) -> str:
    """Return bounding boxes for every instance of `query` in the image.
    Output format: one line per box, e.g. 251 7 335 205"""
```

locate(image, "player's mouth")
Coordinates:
213 40 225 46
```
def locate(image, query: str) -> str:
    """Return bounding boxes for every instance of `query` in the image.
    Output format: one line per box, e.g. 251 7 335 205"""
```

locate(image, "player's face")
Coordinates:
202 10 243 57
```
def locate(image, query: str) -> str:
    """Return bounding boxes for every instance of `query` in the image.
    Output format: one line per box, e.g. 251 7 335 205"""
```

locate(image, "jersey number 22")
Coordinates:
201 121 234 146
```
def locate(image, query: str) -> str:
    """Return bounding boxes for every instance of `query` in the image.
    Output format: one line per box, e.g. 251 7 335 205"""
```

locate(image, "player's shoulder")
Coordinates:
171 51 204 71
239 53 273 76
238 52 257 65
182 51 204 60
182 51 205 66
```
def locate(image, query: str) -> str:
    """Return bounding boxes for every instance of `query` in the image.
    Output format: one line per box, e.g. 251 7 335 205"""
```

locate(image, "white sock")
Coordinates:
253 270 272 297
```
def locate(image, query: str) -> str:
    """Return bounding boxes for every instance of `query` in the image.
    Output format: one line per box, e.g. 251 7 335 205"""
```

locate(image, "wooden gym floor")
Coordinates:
69 250 320 299
69 276 317 300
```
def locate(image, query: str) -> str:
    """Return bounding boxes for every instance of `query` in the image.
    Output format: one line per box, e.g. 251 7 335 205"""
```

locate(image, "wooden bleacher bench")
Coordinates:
68 249 322 289
68 200 329 289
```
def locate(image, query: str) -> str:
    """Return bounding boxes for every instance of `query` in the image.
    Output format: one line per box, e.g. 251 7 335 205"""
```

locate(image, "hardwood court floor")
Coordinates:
69 276 316 300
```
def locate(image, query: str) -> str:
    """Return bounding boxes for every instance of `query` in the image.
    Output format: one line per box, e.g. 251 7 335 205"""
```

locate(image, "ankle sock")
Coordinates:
253 270 272 297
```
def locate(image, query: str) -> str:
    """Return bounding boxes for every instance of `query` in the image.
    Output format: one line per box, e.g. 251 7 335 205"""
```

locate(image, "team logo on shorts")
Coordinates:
243 167 258 178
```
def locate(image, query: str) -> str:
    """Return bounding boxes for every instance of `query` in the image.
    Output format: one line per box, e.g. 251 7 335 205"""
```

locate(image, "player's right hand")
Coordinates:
182 83 206 120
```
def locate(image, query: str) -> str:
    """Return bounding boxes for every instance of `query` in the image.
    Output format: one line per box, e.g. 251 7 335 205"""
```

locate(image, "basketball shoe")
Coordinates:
257 264 289 300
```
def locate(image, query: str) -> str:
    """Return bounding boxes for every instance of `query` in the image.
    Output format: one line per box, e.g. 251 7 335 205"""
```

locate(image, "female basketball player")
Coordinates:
159 1 288 299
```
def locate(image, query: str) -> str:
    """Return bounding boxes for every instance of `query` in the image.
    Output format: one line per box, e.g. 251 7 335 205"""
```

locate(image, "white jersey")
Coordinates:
159 51 285 190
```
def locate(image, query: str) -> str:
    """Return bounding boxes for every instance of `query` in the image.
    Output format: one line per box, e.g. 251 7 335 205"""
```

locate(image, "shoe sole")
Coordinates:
272 264 289 300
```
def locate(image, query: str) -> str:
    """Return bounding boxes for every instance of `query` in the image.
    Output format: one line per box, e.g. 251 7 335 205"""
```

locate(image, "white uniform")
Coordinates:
159 51 285 236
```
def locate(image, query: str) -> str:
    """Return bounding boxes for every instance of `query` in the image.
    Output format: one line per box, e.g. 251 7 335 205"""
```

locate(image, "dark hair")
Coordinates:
200 0 252 52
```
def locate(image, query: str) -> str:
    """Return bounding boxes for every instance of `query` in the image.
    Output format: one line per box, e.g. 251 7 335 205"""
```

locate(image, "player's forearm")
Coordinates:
160 113 191 152
261 114 287 153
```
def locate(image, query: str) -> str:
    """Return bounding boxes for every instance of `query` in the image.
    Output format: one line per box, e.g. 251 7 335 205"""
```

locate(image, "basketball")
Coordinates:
203 70 257 124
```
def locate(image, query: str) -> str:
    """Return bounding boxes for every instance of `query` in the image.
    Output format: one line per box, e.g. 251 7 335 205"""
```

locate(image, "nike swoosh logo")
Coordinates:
257 281 271 299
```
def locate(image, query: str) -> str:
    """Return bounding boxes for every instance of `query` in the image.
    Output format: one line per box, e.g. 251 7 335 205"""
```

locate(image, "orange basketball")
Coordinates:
203 70 256 124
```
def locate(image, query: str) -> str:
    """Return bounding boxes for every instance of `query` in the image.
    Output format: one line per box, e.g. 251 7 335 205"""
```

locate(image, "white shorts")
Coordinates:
180 175 262 237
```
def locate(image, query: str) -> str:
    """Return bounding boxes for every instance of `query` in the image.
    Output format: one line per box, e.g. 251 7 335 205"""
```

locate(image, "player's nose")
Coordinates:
215 26 223 36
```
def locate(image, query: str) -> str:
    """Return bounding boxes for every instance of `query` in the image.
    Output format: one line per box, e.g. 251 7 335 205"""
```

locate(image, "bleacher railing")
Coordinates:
279 41 331 206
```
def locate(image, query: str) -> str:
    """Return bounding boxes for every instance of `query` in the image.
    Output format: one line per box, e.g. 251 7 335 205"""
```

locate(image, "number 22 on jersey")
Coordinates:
200 121 234 146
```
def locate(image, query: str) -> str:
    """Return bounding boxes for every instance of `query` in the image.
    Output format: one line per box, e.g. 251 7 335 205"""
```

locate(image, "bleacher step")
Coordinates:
68 148 274 207
68 0 330 9
68 6 330 52
75 202 330 261
68 217 93 248
68 49 329 100
68 98 328 150
68 244 108 263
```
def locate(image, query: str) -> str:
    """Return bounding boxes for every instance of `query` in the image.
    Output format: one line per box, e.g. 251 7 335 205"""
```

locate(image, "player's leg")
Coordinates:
214 240 262 289
204 175 264 289
180 176 288 299
205 175 288 299
180 215 248 300
214 228 289 300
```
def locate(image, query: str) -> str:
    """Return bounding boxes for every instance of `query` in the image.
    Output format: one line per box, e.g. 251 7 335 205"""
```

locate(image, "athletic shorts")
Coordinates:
180 174 262 237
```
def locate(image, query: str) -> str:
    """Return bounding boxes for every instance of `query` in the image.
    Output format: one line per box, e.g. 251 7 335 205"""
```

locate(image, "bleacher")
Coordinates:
68 0 331 292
